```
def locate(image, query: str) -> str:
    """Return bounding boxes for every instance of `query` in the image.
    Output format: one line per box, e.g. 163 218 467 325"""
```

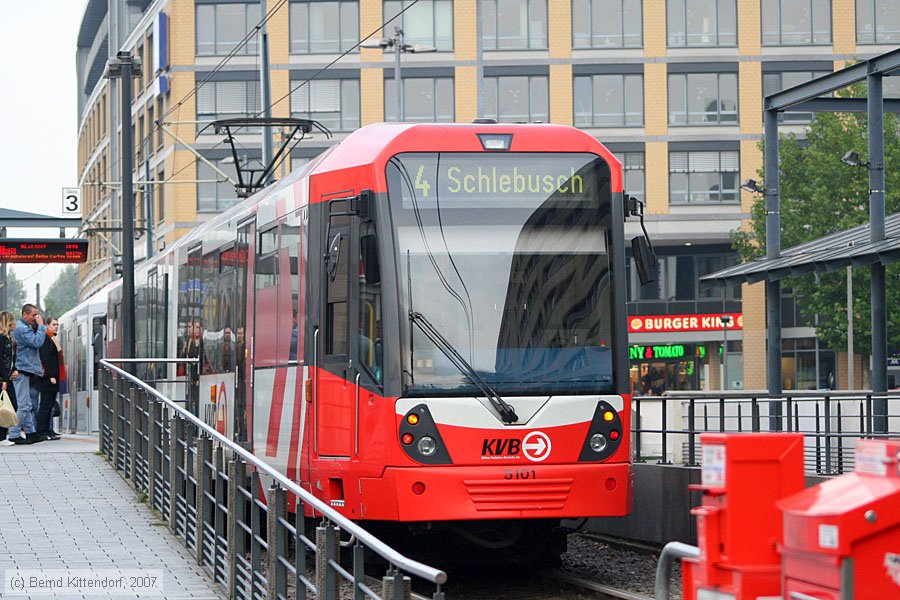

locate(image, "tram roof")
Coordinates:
311 122 622 174
701 212 900 286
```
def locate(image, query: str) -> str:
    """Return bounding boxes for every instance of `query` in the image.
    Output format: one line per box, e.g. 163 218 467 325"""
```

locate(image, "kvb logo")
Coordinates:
522 431 552 462
482 438 521 457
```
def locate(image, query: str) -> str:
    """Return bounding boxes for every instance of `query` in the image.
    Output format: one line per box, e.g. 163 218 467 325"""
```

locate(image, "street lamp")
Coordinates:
839 149 871 389
740 179 765 194
361 27 437 122
841 150 870 169
720 315 732 391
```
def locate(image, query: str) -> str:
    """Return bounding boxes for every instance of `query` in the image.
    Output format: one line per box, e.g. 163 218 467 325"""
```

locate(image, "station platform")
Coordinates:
0 434 224 599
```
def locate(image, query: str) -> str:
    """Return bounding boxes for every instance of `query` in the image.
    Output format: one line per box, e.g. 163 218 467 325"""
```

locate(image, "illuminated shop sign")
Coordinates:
629 345 707 360
628 313 742 334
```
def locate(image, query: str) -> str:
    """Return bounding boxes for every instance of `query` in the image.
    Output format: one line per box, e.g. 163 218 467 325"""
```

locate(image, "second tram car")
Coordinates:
105 122 635 556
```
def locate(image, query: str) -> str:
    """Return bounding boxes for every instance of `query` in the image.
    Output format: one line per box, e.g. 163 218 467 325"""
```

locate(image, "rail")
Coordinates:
99 358 447 600
632 390 900 475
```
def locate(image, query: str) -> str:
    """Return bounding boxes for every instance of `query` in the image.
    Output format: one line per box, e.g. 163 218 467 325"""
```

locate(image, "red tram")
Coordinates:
113 122 634 558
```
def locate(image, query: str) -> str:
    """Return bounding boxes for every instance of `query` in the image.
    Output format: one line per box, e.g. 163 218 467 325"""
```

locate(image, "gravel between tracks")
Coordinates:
559 533 682 599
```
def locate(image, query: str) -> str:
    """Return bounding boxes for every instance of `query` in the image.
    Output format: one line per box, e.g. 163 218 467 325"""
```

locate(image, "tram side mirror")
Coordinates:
632 236 657 285
360 235 381 284
326 232 343 282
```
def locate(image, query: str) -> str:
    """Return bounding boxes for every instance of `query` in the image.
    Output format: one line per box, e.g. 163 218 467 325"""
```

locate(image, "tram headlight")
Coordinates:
590 433 608 453
417 436 437 456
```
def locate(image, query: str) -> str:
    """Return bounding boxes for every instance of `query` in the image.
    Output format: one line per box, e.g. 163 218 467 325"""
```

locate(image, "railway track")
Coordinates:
546 572 654 600
402 568 655 600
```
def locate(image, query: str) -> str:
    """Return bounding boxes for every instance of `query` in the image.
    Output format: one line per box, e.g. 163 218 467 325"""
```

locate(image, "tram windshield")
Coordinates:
387 152 614 397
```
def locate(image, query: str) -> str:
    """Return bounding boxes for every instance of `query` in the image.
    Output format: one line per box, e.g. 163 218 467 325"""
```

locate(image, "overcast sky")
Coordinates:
0 1 89 305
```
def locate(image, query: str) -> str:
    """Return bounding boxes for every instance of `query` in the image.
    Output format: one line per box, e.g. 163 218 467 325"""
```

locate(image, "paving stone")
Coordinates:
0 435 224 599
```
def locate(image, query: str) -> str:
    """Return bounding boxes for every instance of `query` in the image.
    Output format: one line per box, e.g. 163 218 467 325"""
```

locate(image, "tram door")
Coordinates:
185 245 203 415
234 222 252 447
317 198 355 458
316 195 382 460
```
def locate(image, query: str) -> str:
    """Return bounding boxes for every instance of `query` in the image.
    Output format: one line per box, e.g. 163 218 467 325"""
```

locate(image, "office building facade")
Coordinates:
76 0 900 389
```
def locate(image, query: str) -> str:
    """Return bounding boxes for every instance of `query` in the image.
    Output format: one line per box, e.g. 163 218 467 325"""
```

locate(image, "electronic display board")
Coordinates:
0 239 89 263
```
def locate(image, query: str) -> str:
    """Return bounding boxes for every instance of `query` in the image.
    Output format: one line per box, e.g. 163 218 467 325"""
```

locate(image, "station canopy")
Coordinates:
701 212 900 287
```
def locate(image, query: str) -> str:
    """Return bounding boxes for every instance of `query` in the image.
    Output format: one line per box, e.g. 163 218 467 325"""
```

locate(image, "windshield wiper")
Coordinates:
409 310 519 424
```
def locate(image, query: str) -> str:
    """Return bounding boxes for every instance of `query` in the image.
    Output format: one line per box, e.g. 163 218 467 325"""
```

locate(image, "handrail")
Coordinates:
100 358 448 586
656 390 893 399
654 542 699 600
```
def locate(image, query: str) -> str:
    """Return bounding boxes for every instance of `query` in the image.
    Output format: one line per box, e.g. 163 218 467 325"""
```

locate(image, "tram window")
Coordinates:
279 223 302 364
358 230 382 384
325 229 349 356
201 253 218 374
256 226 279 290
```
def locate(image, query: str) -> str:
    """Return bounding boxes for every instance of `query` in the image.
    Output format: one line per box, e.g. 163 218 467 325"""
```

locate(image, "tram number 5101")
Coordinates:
504 468 537 480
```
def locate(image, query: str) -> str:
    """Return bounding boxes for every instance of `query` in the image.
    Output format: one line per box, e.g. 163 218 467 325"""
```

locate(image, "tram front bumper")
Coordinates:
358 462 633 522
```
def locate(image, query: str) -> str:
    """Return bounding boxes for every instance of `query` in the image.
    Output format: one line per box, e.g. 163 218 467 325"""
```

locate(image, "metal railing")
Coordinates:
99 358 447 600
632 390 900 475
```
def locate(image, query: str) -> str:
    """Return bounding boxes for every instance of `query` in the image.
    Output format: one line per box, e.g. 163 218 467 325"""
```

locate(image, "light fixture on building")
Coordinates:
740 178 765 194
361 27 437 122
841 150 870 169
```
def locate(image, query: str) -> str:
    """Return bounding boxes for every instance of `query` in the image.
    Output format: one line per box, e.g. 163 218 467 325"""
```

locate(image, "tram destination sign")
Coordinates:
0 238 88 263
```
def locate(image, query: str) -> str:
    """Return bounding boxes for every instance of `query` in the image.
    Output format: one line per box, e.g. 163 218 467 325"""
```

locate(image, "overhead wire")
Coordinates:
93 0 290 187
255 0 423 117
91 0 424 197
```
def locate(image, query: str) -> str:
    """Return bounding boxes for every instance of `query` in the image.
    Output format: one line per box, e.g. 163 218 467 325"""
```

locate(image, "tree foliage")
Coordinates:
731 88 900 356
2 268 26 314
43 265 79 320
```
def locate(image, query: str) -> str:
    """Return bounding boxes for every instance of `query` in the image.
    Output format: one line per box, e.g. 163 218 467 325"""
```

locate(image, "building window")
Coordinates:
384 77 454 122
290 1 359 53
626 250 741 308
291 79 360 131
196 3 261 56
574 74 643 127
782 338 836 390
762 0 831 45
857 0 900 43
573 0 642 48
482 0 547 50
669 150 740 204
196 80 261 133
383 1 453 50
763 71 831 122
484 75 548 123
667 0 737 46
197 159 240 213
622 152 645 203
668 72 738 125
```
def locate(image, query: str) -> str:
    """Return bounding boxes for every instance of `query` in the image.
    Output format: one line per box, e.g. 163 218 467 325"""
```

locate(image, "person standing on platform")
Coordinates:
0 311 20 446
36 317 62 441
10 304 45 443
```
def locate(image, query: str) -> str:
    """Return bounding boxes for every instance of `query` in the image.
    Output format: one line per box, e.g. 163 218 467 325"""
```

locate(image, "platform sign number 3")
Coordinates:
62 187 82 217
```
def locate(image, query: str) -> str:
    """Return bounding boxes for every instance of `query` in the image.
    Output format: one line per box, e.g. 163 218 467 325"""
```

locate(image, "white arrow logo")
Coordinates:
522 431 552 462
